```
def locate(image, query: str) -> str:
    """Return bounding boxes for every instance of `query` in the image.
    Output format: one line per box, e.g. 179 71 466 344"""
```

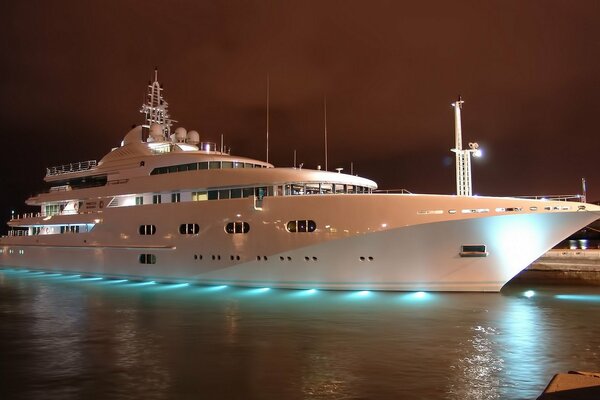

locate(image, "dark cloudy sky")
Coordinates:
1 0 599 224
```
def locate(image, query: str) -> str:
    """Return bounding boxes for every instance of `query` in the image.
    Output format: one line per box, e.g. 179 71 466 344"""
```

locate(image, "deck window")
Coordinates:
192 191 207 201
153 194 162 204
171 192 181 203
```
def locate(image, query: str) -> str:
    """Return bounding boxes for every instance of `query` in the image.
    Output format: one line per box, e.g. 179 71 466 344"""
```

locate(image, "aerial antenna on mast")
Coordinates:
140 67 177 140
324 96 328 171
266 74 270 163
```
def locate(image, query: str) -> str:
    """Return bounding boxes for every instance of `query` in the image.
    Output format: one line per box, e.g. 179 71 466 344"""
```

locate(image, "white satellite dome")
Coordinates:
174 127 187 143
186 130 200 145
149 123 164 142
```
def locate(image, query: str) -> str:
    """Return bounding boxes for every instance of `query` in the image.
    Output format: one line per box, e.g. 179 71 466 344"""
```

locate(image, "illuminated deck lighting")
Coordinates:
524 290 535 298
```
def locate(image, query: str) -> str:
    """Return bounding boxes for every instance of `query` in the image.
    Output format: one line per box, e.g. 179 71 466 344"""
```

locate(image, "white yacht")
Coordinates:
1 72 598 291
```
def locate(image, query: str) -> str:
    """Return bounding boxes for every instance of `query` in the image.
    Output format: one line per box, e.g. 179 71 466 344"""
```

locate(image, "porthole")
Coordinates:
139 254 157 264
286 220 317 233
139 224 156 235
225 221 250 234
179 223 200 235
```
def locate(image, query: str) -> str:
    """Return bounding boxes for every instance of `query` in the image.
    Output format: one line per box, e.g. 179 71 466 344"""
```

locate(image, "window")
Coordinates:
139 254 157 264
286 220 317 233
179 223 200 235
136 196 144 205
218 189 230 199
198 162 208 170
225 221 250 234
139 224 157 235
153 194 162 204
192 191 207 201
222 161 233 169
209 161 220 169
172 192 181 203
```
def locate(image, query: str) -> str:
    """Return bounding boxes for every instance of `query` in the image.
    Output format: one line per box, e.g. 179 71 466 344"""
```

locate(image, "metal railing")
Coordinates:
7 229 29 237
516 194 585 202
46 160 97 176
374 188 414 194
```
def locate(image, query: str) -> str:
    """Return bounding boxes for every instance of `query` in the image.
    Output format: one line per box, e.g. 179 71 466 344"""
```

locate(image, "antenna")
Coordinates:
220 133 224 154
266 74 270 163
293 149 297 168
324 96 328 171
582 177 587 203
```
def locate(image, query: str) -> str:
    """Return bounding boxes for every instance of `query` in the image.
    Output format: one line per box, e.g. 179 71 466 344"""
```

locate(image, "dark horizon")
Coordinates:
1 1 599 227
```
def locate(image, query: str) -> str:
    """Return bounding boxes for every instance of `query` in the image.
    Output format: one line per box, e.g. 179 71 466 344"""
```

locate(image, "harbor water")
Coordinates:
1 269 600 400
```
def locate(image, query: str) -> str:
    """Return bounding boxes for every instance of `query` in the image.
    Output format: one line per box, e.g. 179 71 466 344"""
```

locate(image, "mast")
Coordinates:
139 67 176 140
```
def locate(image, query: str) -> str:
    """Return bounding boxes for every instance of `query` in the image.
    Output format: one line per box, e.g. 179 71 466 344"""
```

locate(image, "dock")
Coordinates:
512 249 600 285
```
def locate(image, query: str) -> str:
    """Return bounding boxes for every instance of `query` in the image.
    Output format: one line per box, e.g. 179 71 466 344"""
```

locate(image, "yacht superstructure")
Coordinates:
1 72 598 291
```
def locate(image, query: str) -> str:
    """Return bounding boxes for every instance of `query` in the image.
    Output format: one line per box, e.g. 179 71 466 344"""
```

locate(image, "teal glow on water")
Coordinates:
1 269 599 399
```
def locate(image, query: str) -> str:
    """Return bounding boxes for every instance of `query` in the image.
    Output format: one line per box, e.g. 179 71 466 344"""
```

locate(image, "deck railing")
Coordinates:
46 160 97 177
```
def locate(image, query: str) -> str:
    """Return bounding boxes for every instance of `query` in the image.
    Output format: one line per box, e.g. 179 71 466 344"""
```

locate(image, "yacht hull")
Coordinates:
2 195 598 291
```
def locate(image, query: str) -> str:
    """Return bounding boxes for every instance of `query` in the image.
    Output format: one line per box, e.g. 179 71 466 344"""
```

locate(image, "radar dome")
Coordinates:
174 127 187 143
149 123 164 142
186 130 200 145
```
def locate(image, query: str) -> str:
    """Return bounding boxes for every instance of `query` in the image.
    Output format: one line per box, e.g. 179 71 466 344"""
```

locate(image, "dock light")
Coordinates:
524 290 535 298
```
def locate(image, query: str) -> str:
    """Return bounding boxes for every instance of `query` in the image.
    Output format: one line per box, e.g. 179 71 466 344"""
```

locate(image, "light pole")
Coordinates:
451 96 482 196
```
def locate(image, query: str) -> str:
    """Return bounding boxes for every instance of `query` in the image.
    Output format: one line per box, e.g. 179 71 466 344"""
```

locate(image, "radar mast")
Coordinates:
140 68 176 140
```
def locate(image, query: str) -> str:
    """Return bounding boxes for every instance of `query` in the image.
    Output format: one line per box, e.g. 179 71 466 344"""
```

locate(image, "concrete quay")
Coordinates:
511 249 600 285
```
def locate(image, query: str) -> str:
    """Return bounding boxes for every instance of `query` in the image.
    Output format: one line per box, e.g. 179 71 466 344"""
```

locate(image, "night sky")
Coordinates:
1 1 599 226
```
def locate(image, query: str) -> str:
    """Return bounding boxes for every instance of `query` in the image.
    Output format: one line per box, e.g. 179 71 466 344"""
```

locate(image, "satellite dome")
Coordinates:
174 127 187 143
149 123 164 142
186 130 200 145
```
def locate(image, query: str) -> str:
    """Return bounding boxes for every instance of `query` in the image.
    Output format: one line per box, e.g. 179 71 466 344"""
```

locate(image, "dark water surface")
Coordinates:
1 270 599 400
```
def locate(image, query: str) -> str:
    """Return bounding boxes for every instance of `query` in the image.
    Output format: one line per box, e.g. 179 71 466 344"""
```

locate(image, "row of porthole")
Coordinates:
359 256 375 261
1 249 25 255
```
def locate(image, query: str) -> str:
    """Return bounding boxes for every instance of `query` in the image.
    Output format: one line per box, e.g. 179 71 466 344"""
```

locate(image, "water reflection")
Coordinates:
1 270 600 399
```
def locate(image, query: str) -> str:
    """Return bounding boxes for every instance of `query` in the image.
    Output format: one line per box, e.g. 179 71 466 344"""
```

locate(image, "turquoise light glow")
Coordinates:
124 280 156 287
399 291 433 302
524 290 535 298
154 283 190 291
79 277 103 281
555 294 600 302
346 290 372 300
290 288 319 298
244 287 271 295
